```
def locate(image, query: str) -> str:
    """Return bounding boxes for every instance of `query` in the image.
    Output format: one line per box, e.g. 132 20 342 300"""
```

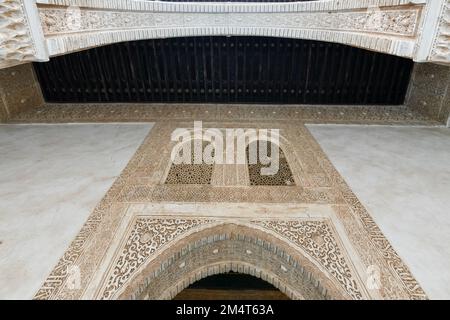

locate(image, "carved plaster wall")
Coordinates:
33 122 427 300
0 0 47 69
36 0 423 59
1 1 449 69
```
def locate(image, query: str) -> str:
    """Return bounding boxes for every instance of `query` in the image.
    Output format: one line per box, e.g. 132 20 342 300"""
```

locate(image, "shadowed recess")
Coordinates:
34 36 413 105
173 272 290 300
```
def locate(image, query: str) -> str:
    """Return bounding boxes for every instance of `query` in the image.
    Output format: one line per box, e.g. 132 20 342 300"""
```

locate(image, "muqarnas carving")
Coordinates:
0 0 36 68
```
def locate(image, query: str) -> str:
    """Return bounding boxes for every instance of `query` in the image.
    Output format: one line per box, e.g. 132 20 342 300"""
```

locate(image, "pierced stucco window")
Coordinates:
165 140 213 185
246 140 295 186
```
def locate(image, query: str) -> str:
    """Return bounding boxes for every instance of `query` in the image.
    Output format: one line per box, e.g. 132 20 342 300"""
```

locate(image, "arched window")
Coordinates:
246 140 295 186
165 139 213 184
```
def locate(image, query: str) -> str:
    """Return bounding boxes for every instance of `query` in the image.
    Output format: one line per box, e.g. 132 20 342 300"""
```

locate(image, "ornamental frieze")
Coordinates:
39 8 419 37
2 0 450 66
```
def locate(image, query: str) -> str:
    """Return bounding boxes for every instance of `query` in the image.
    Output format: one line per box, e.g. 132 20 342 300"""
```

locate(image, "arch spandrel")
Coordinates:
94 220 368 300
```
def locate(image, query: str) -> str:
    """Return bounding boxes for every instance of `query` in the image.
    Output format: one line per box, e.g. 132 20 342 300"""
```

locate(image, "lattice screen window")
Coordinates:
165 140 213 185
247 141 295 186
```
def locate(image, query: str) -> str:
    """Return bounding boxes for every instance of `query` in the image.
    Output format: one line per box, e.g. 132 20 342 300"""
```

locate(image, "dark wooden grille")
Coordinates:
34 36 413 105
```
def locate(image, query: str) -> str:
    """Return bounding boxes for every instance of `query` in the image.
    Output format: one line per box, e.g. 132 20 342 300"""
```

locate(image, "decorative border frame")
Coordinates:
9 103 439 125
34 120 428 300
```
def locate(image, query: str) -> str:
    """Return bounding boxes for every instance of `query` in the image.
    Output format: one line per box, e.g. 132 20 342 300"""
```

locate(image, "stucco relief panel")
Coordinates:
38 7 420 37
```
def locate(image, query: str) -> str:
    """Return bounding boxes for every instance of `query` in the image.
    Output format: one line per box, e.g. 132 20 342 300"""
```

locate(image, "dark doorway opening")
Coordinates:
173 272 289 300
34 36 413 105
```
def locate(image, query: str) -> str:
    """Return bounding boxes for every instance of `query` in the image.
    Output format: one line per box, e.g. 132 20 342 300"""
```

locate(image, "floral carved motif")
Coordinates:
101 218 213 299
40 8 156 35
99 217 363 300
253 220 362 300
34 2 423 58
39 8 418 37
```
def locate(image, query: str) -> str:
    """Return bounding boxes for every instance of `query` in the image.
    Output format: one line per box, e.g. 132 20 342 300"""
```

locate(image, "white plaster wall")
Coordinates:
0 124 152 299
308 124 450 299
